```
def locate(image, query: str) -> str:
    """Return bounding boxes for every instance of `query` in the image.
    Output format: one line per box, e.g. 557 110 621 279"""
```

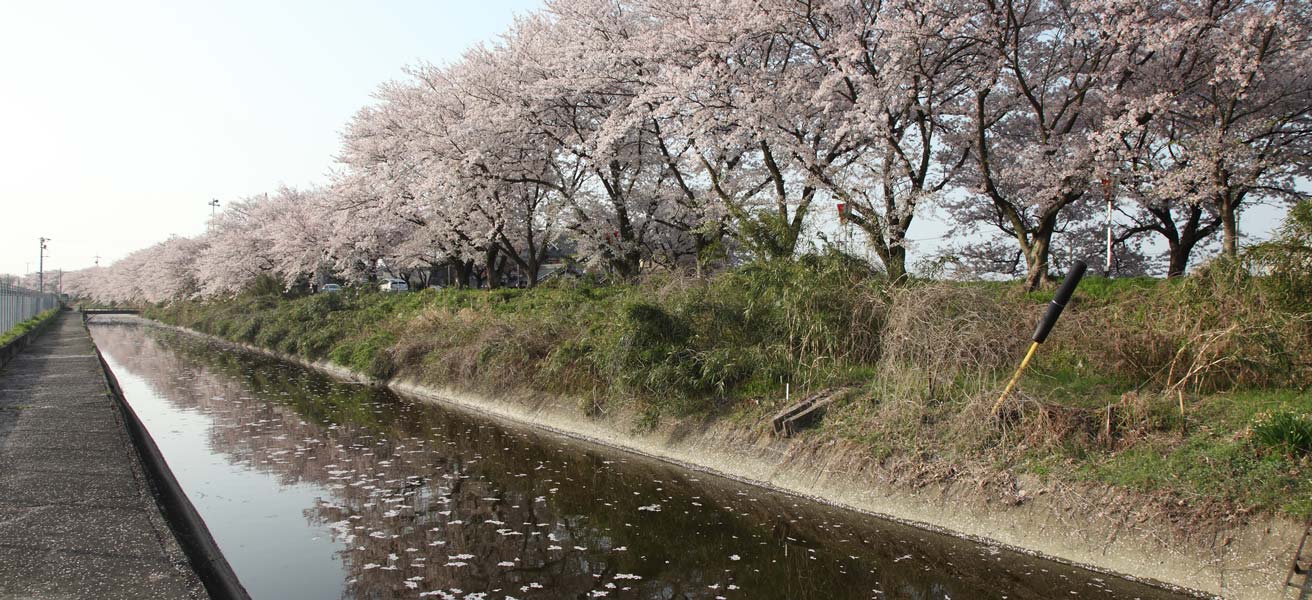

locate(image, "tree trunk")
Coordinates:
621 249 642 278
524 243 547 288
885 245 908 284
1167 223 1210 278
1166 240 1189 278
846 204 912 285
1221 198 1239 258
451 259 473 289
484 246 501 289
1022 224 1055 291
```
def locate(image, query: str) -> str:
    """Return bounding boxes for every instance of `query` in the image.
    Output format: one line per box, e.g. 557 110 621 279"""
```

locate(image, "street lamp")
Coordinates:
208 198 221 216
38 237 49 293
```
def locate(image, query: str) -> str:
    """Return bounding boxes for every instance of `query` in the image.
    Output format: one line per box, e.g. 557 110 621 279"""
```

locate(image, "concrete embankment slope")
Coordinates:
391 382 1300 600
0 312 211 599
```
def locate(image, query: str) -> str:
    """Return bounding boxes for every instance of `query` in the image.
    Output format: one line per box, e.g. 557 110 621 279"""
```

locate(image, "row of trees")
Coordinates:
67 0 1310 303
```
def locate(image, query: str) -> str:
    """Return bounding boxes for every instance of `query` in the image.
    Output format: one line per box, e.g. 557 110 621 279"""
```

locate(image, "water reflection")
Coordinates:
89 321 1192 600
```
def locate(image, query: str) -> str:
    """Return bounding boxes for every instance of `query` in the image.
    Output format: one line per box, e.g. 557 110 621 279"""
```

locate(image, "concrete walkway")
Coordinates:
0 312 207 599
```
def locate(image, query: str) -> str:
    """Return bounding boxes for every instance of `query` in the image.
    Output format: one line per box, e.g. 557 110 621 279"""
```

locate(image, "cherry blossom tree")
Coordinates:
265 187 338 288
1145 0 1308 260
1086 0 1311 275
417 44 577 286
195 194 292 295
642 0 845 262
1109 121 1228 277
333 77 482 287
141 236 207 302
766 0 975 281
64 235 206 304
947 0 1163 289
60 267 104 302
500 1 672 277
75 0 1309 298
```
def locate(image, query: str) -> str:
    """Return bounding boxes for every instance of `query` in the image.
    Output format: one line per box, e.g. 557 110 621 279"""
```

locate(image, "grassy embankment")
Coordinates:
145 254 1312 521
0 308 60 347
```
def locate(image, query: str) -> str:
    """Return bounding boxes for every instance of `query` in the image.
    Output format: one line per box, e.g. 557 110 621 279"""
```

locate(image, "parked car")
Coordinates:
319 283 342 293
379 278 409 292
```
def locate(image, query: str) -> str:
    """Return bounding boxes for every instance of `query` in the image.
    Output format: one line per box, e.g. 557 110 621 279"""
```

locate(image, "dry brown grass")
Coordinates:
879 283 1030 390
1062 284 1309 394
391 304 574 394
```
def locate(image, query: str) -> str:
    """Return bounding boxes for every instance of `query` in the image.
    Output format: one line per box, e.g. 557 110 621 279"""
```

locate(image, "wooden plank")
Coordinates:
779 397 835 438
771 399 814 434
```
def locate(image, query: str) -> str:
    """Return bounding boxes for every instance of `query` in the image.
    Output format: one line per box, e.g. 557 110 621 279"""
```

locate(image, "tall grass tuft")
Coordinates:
1253 411 1312 458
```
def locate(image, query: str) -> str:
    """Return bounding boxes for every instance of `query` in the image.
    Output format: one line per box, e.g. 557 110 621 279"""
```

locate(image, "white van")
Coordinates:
379 278 409 292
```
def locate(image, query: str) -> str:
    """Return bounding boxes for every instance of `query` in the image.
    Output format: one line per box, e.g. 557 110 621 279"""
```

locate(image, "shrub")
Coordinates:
1253 411 1312 458
880 283 1027 383
1247 200 1312 312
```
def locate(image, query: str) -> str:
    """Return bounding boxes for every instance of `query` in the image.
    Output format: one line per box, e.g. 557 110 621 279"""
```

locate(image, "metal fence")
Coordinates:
1 282 61 338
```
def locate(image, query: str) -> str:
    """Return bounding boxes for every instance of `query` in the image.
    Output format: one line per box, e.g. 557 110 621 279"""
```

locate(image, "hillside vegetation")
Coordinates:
147 253 1312 519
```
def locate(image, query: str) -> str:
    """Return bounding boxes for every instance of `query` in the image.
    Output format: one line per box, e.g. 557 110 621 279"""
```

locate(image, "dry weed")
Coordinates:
880 283 1029 384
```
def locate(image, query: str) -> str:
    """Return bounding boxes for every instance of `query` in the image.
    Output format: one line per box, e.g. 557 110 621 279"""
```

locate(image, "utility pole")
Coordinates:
94 254 101 267
208 198 220 216
837 202 849 255
38 237 48 293
1102 178 1114 275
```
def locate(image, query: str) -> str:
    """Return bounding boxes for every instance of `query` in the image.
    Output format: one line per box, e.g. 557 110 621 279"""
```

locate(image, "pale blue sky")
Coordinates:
0 0 542 276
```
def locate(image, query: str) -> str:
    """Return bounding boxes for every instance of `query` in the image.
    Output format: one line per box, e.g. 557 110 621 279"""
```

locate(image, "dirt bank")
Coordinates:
132 316 1303 599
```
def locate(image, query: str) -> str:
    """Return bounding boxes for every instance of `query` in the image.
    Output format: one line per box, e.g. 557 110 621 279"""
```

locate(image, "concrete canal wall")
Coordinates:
0 312 246 600
389 382 1300 600
146 317 1304 600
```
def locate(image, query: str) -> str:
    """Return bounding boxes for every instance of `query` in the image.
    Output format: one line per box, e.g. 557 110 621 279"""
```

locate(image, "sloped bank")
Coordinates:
139 316 1300 600
0 307 61 369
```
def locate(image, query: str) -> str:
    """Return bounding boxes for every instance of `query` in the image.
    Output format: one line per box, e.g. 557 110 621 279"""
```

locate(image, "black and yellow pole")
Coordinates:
991 260 1088 417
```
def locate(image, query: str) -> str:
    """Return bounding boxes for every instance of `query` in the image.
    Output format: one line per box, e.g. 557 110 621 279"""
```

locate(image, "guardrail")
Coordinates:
0 282 61 336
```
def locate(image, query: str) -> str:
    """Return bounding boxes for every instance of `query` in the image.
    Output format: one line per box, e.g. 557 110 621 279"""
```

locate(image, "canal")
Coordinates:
88 320 1195 600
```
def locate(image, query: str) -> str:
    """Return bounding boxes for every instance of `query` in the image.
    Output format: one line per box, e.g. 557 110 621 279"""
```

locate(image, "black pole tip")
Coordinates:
1032 260 1088 343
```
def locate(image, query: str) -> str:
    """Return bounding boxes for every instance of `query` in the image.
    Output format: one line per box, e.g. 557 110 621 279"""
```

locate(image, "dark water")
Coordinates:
88 321 1194 600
